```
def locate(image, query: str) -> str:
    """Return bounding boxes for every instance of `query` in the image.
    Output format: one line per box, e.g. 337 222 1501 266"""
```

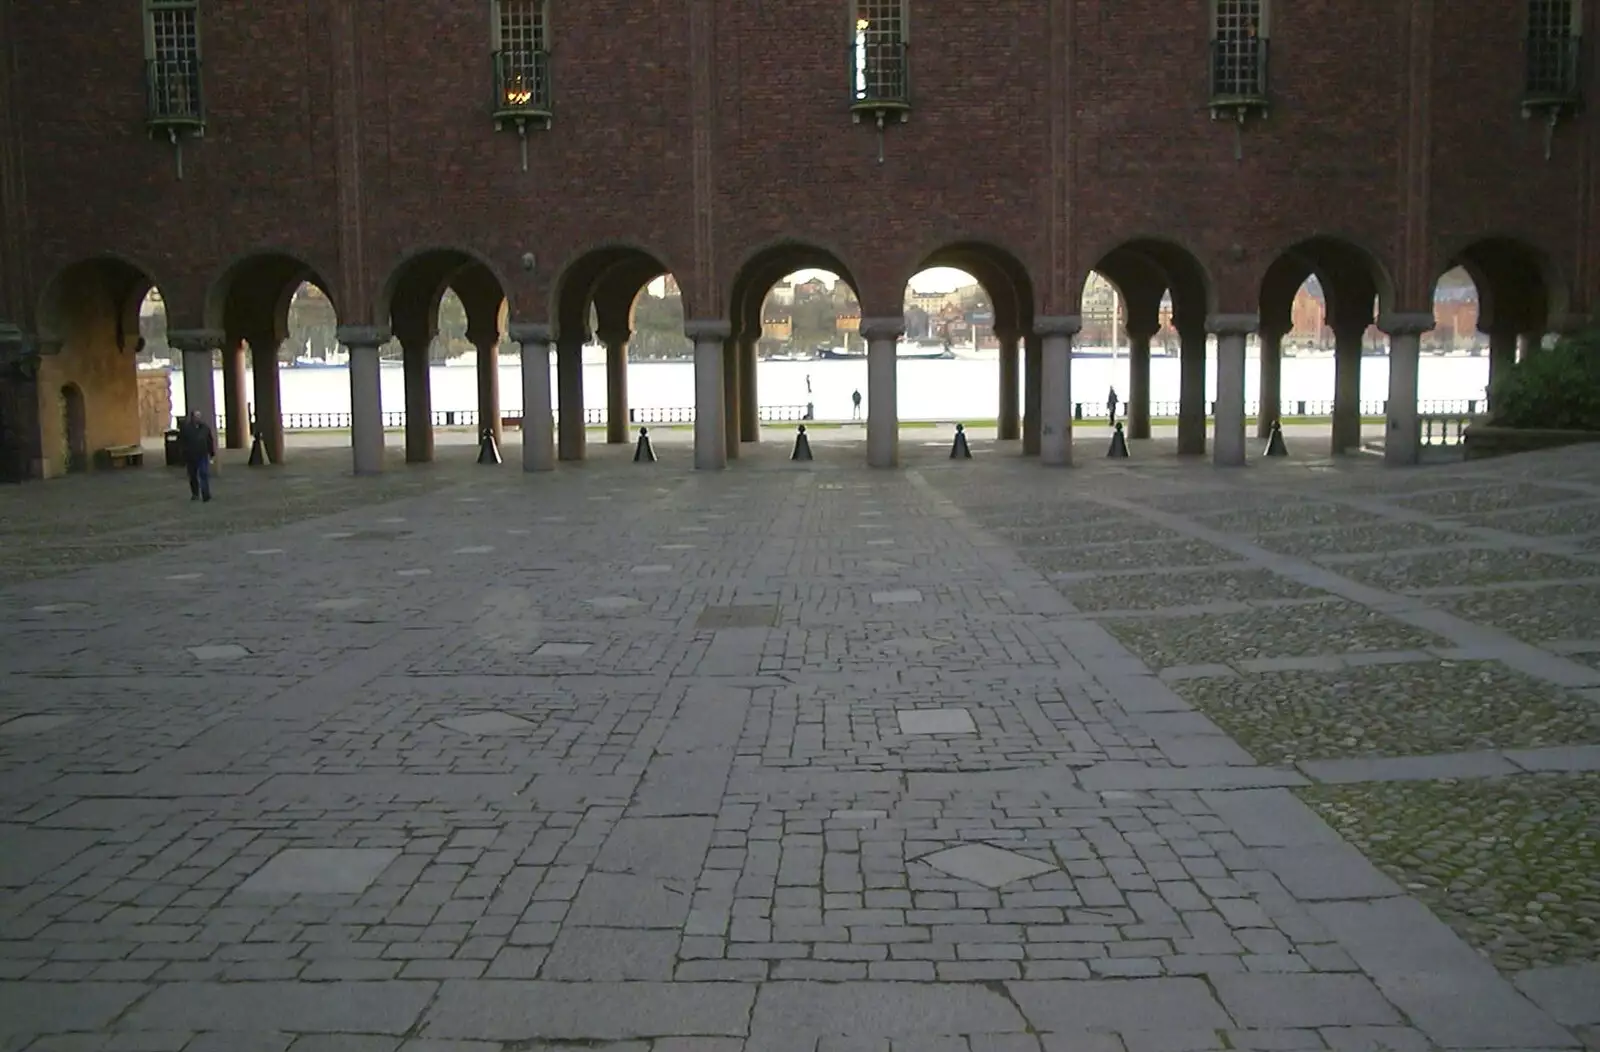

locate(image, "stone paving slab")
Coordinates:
3 438 1600 1048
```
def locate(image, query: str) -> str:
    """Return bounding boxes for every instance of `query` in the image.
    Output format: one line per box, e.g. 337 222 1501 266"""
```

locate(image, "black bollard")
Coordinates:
1107 421 1130 458
247 434 269 467
950 423 973 459
1264 420 1289 457
634 427 657 463
477 427 503 465
791 424 814 461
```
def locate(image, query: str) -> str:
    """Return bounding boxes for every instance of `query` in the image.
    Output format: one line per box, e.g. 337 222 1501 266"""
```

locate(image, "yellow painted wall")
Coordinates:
34 268 140 478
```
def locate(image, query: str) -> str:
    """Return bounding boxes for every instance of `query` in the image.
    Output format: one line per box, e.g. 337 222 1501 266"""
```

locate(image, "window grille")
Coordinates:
1211 0 1267 101
852 0 908 106
146 0 202 125
1526 0 1580 101
495 0 550 115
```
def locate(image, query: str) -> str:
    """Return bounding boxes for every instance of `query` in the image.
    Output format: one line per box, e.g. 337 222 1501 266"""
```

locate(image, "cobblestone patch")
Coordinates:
1022 539 1238 575
754 622 1064 675
1301 775 1600 971
1193 501 1388 533
1434 582 1600 644
1174 660 1600 765
1253 521 1474 558
1334 548 1600 591
1105 603 1442 669
1393 482 1585 516
1464 501 1600 538
1058 569 1326 612
993 521 1188 547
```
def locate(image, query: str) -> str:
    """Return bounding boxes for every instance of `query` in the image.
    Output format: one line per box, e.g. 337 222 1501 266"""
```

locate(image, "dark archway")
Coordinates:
1089 240 1214 454
1258 236 1391 452
551 245 675 460
1443 237 1564 404
207 251 332 460
60 384 86 473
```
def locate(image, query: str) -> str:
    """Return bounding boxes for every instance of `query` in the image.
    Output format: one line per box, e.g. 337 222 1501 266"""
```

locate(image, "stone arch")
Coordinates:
550 243 684 335
30 256 159 478
1086 237 1216 327
727 240 863 342
1438 235 1566 334
900 240 1036 338
1257 236 1393 332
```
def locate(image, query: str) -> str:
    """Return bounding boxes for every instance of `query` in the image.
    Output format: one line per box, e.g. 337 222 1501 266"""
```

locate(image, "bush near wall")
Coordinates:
1489 329 1600 431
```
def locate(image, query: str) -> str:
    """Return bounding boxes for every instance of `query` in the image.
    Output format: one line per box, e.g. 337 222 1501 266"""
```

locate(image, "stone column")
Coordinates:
246 331 285 464
1487 328 1517 409
687 320 730 471
1379 312 1433 467
1037 316 1080 467
169 329 223 438
338 325 389 476
1127 327 1153 440
1022 333 1042 455
600 329 629 444
472 329 502 445
722 336 741 460
1331 321 1366 454
996 330 1020 441
221 342 248 449
510 323 555 472
555 335 586 461
1518 331 1543 361
1209 314 1257 467
1176 324 1207 455
400 331 433 464
861 316 905 469
739 336 759 442
1256 327 1283 439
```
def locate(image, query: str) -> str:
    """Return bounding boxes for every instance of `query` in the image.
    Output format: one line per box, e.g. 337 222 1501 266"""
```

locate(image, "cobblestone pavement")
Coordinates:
2 434 1598 1050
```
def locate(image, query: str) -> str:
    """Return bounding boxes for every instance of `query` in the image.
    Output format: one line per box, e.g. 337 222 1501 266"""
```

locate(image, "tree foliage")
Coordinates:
1489 329 1600 431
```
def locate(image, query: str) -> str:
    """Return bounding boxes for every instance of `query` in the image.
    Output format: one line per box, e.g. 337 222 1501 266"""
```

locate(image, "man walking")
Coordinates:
1106 387 1120 427
851 389 863 421
178 409 215 502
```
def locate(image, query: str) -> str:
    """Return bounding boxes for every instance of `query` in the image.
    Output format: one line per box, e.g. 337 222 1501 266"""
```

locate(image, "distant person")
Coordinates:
178 409 215 503
805 374 812 395
851 389 863 421
1106 387 1120 426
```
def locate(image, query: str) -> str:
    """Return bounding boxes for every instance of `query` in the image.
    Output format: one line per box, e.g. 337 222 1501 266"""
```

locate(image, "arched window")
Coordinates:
143 0 203 130
1210 0 1269 106
492 0 551 121
1526 0 1582 105
851 0 909 113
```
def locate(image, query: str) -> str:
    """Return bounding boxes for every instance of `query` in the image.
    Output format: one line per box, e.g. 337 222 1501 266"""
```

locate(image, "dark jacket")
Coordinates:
178 418 215 461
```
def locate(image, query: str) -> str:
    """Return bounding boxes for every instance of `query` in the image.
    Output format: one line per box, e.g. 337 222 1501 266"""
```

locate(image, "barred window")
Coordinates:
1527 0 1581 98
1212 0 1267 99
494 0 550 111
853 0 908 104
145 0 202 122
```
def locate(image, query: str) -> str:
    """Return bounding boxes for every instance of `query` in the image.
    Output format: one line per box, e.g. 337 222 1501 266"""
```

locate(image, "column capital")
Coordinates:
466 327 503 349
596 328 632 347
1377 312 1433 337
0 322 25 351
1125 323 1161 342
685 319 732 341
335 324 391 348
508 322 554 344
992 327 1021 343
1034 315 1081 338
859 316 906 340
168 328 227 353
1205 313 1259 336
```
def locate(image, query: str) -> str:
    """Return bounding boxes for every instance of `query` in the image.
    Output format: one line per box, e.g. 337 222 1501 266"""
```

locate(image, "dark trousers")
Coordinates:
186 457 211 500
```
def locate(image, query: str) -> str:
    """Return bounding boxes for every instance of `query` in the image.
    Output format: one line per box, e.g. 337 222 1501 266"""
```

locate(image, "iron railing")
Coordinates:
849 41 910 113
145 58 204 131
493 48 552 122
1525 36 1582 108
1209 37 1270 109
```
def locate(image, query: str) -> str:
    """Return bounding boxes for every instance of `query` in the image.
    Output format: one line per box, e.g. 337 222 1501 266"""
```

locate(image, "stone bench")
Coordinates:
100 444 145 468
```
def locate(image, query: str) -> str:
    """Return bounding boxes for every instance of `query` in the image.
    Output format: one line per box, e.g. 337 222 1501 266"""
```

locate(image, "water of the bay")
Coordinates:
176 351 1490 421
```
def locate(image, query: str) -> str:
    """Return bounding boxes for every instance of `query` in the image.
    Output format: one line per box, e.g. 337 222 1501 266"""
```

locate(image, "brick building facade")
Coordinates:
0 0 1594 478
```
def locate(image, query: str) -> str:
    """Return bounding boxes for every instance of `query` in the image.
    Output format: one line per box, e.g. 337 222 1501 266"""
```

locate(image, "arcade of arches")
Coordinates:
5 236 1576 480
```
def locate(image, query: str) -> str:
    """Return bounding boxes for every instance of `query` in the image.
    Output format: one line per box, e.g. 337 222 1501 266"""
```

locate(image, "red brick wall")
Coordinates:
3 0 1594 330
